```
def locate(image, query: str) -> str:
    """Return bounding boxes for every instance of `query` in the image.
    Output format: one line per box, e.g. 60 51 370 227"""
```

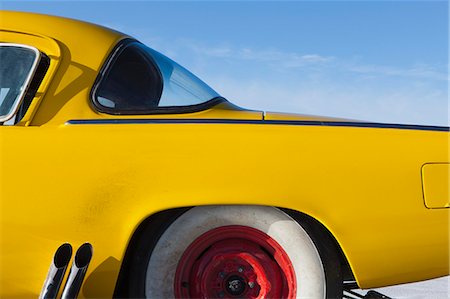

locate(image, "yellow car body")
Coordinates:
0 11 448 298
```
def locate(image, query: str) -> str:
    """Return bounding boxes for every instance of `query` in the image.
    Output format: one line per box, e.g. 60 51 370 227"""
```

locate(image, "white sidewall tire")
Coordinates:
145 205 326 298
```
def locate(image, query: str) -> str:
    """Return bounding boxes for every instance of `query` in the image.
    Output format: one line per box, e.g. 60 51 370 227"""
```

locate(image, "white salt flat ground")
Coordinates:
354 276 449 298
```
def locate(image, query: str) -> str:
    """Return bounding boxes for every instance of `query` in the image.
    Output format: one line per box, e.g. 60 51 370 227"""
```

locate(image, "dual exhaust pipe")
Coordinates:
40 243 93 299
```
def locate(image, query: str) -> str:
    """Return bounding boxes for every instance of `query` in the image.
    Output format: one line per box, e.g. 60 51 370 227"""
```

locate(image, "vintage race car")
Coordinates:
0 11 448 299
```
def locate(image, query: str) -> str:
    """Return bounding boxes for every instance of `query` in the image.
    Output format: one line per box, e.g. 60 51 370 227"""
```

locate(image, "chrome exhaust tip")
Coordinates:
61 243 93 299
39 243 73 299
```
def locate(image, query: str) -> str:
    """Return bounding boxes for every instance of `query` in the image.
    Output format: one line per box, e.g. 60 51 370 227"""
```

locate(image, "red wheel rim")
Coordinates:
174 225 296 299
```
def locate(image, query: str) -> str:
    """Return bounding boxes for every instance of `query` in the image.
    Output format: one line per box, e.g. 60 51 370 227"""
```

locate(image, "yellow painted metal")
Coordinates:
265 111 359 122
0 10 449 298
0 11 126 126
422 163 450 209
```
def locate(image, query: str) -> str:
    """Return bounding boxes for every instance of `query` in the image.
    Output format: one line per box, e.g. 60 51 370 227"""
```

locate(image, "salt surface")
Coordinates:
353 276 449 298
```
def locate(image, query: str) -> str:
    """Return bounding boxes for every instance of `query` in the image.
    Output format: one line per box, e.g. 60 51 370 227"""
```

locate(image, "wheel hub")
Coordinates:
174 225 296 299
225 275 246 296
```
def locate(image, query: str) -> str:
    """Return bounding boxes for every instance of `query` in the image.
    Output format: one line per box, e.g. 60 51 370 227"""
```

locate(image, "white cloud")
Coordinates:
183 40 447 82
346 63 449 81
188 43 334 67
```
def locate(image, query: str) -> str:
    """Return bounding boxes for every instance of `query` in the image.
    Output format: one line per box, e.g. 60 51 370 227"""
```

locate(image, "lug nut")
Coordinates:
248 281 255 289
238 267 244 273
219 272 225 278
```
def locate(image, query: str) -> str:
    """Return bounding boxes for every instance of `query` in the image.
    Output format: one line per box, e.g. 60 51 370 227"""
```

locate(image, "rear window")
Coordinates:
0 44 40 122
94 42 163 112
92 41 221 114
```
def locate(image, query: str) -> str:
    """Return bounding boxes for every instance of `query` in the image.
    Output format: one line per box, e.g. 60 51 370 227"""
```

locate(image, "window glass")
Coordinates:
95 42 163 112
147 48 220 107
94 41 221 113
0 44 39 122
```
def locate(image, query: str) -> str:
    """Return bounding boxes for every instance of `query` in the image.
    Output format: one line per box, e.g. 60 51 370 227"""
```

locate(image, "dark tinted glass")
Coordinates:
95 42 163 112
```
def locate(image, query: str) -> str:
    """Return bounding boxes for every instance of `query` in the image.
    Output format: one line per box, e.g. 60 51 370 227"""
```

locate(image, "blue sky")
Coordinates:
2 1 448 125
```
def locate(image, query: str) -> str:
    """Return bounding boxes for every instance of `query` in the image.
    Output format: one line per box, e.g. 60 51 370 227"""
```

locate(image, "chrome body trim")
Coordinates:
65 118 450 132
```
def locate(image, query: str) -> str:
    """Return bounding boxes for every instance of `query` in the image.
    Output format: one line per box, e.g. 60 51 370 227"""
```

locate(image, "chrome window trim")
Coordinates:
0 43 41 123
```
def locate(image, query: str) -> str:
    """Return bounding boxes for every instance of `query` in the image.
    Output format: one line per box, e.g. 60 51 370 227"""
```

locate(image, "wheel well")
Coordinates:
281 208 355 285
113 206 355 297
113 207 190 298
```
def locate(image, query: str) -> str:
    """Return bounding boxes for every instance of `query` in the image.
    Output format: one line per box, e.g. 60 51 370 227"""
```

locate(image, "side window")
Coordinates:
0 44 40 123
93 40 222 114
147 48 220 107
15 54 50 124
94 42 163 113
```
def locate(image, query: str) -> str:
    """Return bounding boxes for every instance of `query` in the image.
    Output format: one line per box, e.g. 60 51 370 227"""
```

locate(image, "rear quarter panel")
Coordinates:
0 123 448 297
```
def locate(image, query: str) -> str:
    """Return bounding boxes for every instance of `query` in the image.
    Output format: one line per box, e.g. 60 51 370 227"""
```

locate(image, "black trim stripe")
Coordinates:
65 119 450 132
